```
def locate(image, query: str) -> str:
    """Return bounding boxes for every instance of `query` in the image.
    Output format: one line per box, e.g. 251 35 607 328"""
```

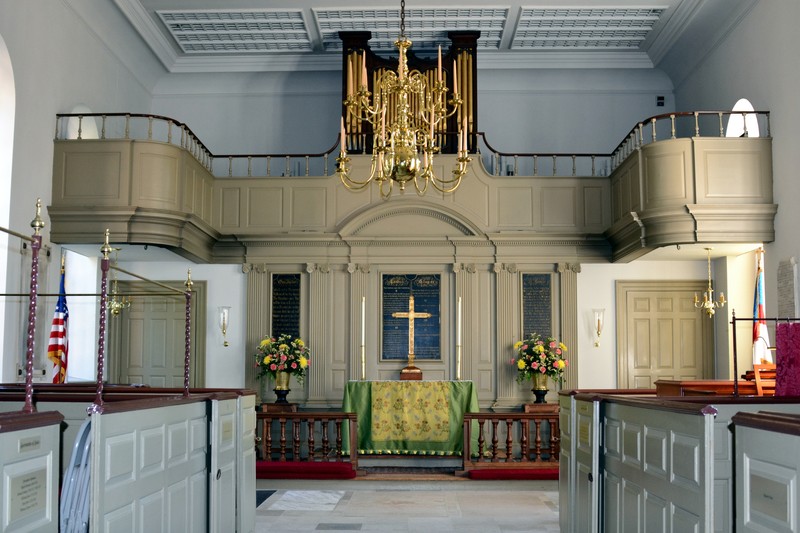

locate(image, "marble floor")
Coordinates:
255 477 560 532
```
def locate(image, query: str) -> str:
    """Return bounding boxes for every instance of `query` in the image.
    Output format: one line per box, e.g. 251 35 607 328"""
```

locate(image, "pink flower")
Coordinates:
539 367 547 373
269 363 277 371
549 341 556 348
291 362 297 369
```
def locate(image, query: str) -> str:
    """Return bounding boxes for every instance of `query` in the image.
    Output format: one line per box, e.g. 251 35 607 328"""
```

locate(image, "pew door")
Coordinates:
616 281 713 388
208 397 237 532
108 280 206 387
574 397 601 533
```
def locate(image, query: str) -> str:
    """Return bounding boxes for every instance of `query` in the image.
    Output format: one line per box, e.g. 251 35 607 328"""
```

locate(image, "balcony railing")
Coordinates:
54 110 770 180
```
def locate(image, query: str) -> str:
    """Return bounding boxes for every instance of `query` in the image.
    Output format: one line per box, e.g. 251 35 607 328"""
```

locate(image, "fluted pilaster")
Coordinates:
348 263 370 380
453 263 476 380
494 263 519 407
557 262 581 390
243 263 270 400
307 263 330 404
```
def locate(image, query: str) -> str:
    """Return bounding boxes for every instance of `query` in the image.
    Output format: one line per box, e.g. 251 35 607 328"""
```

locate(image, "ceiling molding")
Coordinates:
114 0 180 71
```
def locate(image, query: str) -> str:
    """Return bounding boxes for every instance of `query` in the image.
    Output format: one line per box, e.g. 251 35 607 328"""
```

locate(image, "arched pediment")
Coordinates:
338 200 484 238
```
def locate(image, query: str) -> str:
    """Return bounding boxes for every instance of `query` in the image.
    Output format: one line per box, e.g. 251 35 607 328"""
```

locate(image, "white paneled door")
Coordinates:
616 281 713 389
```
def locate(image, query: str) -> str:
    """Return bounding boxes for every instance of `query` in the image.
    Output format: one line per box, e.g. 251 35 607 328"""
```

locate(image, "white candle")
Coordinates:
452 61 458 94
456 296 462 346
361 296 366 345
340 117 346 150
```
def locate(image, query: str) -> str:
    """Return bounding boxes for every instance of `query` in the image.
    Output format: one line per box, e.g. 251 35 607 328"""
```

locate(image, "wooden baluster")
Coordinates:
292 419 300 460
261 418 272 461
278 418 287 461
77 115 83 140
308 417 316 461
335 419 343 461
533 155 538 176
651 117 657 142
520 419 529 462
477 420 485 461
490 419 499 462
533 419 543 461
322 418 330 460
571 155 576 176
247 156 252 177
147 116 153 140
552 155 557 176
742 112 749 137
551 416 560 460
591 155 596 176
670 113 676 139
167 121 172 144
694 111 700 137
718 112 724 137
505 419 513 462
267 156 272 176
305 155 310 176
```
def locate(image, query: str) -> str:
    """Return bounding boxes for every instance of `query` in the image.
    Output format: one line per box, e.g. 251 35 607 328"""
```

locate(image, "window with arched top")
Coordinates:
0 32 14 377
726 98 760 137
66 104 99 139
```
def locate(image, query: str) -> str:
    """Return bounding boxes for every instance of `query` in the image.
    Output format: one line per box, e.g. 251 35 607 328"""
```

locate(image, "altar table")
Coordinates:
342 380 479 455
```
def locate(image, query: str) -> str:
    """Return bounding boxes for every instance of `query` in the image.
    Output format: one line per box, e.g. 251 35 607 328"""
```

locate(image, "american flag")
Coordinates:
47 270 68 383
752 248 772 364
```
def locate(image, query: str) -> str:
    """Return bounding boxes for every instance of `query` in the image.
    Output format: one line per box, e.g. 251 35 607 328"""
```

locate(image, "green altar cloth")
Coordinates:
342 380 479 455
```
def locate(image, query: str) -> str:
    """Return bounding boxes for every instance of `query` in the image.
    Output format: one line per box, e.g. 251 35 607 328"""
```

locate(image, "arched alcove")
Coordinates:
338 200 484 239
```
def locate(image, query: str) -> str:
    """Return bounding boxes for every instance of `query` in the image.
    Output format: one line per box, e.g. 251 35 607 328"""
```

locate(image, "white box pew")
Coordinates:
560 392 800 533
0 387 257 533
558 389 656 533
731 411 800 532
0 411 63 532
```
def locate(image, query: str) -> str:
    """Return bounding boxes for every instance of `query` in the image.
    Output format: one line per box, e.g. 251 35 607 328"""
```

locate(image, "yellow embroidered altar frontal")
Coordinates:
342 380 479 455
371 381 449 441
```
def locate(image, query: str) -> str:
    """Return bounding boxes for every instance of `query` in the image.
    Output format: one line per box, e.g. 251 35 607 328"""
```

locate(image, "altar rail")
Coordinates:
459 411 559 474
53 110 770 179
256 412 358 471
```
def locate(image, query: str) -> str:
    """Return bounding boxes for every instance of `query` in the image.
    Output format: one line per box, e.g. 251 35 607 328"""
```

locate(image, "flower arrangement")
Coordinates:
512 332 568 384
254 333 310 384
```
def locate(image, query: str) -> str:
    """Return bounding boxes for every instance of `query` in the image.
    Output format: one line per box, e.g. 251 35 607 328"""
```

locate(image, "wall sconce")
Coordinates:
218 306 230 347
593 308 605 347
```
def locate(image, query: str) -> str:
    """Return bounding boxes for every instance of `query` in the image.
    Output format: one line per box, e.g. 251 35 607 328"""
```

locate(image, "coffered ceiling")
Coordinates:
113 0 754 73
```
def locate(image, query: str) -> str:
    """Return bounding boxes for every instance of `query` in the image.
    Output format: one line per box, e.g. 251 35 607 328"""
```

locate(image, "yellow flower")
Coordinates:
259 339 270 348
517 359 526 370
513 341 523 350
533 345 545 354
299 355 308 369
279 344 289 352
556 360 566 370
262 355 271 365
559 342 567 352
296 339 305 347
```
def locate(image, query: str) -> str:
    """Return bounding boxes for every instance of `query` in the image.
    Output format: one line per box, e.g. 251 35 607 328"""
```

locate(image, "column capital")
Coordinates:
558 262 582 274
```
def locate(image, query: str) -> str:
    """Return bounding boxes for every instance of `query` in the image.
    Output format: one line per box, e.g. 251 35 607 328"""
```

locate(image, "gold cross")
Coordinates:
391 296 432 365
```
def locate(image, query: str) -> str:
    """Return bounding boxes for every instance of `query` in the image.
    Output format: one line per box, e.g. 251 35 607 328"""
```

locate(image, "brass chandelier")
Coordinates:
337 0 471 200
694 247 726 317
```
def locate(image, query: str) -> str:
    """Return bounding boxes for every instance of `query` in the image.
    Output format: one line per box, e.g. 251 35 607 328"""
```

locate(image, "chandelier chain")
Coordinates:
400 0 405 37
